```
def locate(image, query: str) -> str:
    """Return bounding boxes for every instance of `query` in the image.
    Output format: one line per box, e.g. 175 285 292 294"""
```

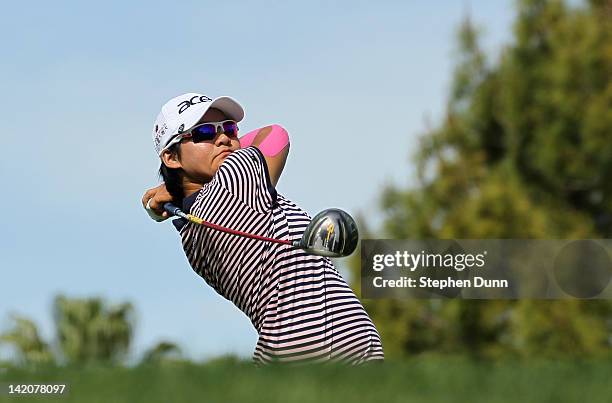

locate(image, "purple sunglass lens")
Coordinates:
191 124 217 142
222 122 238 135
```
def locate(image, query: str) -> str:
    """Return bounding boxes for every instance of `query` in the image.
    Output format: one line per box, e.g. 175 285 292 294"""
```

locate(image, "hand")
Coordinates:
141 183 173 220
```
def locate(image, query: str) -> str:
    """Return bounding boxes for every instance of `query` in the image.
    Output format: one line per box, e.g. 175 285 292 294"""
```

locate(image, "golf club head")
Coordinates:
299 208 359 257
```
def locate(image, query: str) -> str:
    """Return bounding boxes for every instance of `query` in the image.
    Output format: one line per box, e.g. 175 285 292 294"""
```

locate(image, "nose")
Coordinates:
214 129 232 146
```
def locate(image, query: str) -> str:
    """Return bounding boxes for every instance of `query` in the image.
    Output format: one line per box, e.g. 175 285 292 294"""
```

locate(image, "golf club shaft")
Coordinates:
164 203 296 246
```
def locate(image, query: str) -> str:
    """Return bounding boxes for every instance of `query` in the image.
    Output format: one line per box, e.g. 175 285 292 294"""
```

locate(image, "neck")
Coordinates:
182 179 204 198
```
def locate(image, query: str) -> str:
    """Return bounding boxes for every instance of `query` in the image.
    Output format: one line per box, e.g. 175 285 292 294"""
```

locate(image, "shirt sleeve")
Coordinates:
215 146 278 212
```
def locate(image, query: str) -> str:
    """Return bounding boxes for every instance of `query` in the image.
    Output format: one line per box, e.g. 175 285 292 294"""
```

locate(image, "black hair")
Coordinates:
158 143 186 207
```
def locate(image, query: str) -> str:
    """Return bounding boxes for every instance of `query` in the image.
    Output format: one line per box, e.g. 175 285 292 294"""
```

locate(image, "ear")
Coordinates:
161 149 182 169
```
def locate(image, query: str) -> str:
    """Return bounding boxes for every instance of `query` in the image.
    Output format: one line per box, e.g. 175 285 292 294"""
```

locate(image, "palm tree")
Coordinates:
53 295 134 365
141 341 183 364
2 295 181 368
0 314 54 366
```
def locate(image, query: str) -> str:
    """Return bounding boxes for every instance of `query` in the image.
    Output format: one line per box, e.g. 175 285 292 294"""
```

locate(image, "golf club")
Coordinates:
164 203 359 257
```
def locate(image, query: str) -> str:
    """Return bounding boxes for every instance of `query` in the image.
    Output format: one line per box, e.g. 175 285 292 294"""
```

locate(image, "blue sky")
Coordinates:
0 1 514 361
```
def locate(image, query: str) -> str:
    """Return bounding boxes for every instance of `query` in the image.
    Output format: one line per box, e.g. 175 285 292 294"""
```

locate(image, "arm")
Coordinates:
239 124 290 187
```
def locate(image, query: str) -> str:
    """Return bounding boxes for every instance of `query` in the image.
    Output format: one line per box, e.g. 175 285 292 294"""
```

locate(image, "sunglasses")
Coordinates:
166 120 239 149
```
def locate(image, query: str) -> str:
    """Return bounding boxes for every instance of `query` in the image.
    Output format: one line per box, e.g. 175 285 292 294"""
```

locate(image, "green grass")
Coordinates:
1 357 610 403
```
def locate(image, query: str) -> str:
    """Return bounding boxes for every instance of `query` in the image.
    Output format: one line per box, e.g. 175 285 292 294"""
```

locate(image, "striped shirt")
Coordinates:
173 146 384 364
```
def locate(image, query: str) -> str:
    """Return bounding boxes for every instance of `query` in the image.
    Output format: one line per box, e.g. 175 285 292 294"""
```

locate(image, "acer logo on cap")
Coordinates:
177 95 213 114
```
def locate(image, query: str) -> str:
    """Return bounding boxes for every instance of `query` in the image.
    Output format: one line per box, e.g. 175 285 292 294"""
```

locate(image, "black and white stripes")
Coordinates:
175 146 384 364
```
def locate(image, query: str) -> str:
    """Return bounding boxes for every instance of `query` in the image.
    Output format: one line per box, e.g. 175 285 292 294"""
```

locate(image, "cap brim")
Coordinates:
180 96 245 131
208 96 245 122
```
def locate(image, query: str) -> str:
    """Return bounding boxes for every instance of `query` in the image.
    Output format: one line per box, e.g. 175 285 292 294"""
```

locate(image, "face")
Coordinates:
162 108 241 184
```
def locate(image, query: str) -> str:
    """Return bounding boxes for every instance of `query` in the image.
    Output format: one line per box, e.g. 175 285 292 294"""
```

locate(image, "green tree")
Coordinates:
1 296 186 367
356 0 612 358
0 314 54 366
53 295 134 365
141 341 183 364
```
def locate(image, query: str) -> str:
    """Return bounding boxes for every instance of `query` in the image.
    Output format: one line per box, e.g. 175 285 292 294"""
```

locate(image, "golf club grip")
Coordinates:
164 202 182 217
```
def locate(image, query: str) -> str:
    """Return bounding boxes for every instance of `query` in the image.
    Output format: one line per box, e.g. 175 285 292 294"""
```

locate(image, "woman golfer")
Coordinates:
142 92 384 365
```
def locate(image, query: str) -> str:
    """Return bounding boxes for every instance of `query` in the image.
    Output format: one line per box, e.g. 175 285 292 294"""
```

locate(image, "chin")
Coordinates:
213 160 225 172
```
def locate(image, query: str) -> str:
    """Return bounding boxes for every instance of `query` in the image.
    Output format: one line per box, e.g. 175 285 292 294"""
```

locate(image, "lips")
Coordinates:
216 150 232 160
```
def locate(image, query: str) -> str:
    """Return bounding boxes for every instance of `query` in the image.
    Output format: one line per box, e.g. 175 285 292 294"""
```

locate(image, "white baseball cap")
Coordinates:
152 93 245 156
